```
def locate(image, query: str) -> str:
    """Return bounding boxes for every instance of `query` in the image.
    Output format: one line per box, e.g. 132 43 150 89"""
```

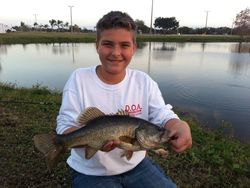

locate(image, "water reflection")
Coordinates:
147 42 152 74
152 42 177 60
0 44 8 54
1 42 250 142
176 42 186 49
229 43 250 75
231 42 250 53
72 43 75 63
51 43 79 63
52 43 69 55
201 42 206 52
0 45 8 73
153 42 177 51
136 42 147 49
35 43 40 51
22 44 27 50
229 54 250 75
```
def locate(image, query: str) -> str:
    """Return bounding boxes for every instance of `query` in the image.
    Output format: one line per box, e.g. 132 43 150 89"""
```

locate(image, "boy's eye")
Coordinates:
102 42 112 47
101 41 131 49
121 43 131 48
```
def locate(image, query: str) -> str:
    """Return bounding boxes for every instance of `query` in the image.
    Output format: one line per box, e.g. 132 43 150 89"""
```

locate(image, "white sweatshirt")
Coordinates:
56 66 179 176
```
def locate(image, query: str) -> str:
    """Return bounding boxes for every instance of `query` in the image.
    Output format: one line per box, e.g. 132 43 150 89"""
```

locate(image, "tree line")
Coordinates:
136 8 249 36
12 19 91 33
9 8 250 36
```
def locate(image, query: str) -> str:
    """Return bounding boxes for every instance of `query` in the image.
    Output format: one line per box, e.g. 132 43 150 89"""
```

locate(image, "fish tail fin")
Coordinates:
33 134 65 171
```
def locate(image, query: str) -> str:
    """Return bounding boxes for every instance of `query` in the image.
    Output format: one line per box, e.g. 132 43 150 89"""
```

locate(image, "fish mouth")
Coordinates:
159 130 171 143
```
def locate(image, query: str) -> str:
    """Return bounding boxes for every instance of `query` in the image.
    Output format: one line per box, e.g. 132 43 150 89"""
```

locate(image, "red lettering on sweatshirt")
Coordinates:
125 104 142 116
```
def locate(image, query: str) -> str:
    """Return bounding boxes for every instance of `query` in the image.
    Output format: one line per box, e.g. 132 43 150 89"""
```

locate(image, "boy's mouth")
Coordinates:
108 59 124 63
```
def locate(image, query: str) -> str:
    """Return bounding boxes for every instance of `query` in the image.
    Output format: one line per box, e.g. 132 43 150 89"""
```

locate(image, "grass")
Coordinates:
0 32 95 44
0 83 249 187
0 32 250 44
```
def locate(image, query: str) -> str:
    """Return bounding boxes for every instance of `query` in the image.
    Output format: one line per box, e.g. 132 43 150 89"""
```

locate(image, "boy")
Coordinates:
56 11 192 188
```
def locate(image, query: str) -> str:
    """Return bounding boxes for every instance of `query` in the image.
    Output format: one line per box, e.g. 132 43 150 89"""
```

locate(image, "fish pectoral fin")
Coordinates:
119 141 142 160
121 150 134 160
119 136 141 150
118 141 141 151
153 148 169 158
85 146 98 159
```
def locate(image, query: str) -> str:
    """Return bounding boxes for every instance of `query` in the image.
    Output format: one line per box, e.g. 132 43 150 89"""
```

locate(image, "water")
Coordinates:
0 42 250 142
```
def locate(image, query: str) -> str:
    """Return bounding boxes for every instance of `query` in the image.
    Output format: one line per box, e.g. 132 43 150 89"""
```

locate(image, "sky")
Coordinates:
0 0 249 29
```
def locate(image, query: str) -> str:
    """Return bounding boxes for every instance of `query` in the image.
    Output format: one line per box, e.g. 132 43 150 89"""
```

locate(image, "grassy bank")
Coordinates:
0 32 250 44
0 83 250 187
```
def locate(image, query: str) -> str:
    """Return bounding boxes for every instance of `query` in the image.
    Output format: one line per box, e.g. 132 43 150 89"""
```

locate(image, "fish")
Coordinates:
33 107 171 170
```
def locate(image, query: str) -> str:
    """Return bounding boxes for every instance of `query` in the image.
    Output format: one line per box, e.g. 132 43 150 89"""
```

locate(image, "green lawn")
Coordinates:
0 32 249 44
0 83 249 187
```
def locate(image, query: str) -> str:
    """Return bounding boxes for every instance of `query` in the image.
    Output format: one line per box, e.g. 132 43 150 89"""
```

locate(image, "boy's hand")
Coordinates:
165 119 192 153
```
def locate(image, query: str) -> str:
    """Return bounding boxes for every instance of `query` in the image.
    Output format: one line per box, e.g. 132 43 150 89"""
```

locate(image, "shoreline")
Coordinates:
1 32 250 44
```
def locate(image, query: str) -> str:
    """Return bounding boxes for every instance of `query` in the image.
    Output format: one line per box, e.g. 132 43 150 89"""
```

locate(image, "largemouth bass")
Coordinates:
34 107 170 170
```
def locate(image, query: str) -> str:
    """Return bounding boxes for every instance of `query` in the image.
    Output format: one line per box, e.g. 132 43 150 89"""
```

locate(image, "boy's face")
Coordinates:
96 28 136 76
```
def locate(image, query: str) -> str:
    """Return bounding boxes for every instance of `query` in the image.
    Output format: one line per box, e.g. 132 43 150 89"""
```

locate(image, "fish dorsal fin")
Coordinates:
116 109 129 116
77 107 105 125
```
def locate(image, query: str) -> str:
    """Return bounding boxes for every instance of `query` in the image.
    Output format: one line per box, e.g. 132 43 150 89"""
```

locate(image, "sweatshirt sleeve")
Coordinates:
56 71 83 134
148 79 179 127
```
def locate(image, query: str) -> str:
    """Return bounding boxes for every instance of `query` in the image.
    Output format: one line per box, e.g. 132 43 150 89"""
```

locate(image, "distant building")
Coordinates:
0 23 9 33
0 23 15 33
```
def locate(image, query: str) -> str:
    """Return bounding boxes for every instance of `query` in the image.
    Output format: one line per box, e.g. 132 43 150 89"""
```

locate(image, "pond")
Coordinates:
0 42 250 142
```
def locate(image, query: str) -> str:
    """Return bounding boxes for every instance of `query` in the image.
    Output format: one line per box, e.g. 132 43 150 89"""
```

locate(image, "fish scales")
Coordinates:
62 115 140 148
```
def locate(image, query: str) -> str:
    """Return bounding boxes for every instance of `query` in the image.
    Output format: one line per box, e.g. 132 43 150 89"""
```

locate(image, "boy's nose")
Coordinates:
111 46 122 56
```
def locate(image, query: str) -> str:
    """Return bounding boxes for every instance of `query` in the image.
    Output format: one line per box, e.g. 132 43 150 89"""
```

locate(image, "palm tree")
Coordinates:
57 20 63 31
64 22 69 31
44 24 49 31
49 19 56 30
33 22 38 30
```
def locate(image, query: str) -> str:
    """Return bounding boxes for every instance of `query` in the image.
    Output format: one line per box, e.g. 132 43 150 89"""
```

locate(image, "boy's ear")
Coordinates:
95 42 99 52
133 42 137 53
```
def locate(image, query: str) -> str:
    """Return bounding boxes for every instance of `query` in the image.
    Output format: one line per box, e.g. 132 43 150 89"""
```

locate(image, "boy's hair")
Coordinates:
96 11 137 42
